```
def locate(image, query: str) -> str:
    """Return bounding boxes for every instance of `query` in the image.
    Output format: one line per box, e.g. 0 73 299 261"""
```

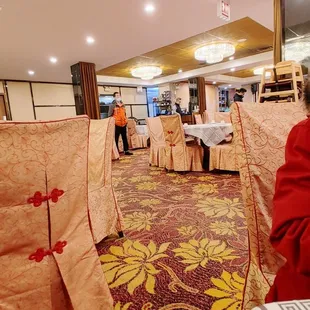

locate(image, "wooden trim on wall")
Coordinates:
34 105 75 108
3 81 12 120
29 82 37 120
1 79 73 85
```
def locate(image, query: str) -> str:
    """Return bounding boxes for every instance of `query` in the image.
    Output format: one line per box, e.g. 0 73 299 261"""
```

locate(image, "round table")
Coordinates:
183 123 233 147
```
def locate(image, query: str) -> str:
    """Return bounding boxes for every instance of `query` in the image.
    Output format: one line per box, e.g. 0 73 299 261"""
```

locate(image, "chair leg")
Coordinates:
118 231 124 238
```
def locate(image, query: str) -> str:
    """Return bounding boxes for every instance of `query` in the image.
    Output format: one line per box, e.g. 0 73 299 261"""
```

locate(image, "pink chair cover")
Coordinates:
215 112 231 123
127 119 148 149
146 117 166 167
231 102 306 309
209 137 238 172
203 111 215 123
160 114 204 172
0 116 113 309
194 114 203 124
112 141 120 160
89 118 124 244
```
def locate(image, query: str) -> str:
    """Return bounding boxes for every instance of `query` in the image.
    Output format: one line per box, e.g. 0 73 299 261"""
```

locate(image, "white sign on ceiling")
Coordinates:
217 0 230 21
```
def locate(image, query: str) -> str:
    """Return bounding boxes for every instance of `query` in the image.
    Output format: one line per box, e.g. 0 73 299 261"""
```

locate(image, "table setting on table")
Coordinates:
183 121 233 146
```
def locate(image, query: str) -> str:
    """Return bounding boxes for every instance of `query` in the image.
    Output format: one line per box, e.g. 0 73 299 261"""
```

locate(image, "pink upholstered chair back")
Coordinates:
146 117 165 146
215 112 231 123
89 118 124 243
203 111 215 123
0 116 113 309
127 119 137 136
231 102 306 309
194 114 203 124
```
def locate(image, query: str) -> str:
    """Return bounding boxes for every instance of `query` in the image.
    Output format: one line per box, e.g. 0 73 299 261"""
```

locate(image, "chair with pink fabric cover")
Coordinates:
194 114 203 124
215 112 231 123
160 114 204 172
89 118 124 244
0 116 113 310
203 110 215 123
112 141 120 160
146 117 166 168
231 102 305 310
127 119 148 149
209 136 238 172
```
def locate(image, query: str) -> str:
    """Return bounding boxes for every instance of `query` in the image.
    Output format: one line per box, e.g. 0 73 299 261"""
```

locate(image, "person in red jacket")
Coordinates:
266 80 310 302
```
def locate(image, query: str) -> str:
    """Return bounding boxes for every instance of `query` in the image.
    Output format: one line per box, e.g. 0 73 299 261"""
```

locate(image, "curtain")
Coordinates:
80 62 100 119
273 0 283 65
197 77 207 114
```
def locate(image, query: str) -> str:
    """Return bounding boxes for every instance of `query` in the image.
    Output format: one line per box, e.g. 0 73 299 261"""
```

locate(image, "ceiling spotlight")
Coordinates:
49 57 58 64
213 81 217 84
145 3 155 13
229 56 234 60
228 84 232 87
178 69 183 73
86 36 95 44
28 70 35 76
230 68 236 72
224 87 228 90
237 38 247 43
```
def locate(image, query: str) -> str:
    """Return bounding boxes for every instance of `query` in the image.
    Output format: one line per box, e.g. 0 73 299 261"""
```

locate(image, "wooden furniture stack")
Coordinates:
258 61 304 104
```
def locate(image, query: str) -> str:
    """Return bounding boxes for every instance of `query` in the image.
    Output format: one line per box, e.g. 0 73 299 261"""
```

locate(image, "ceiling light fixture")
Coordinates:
28 70 35 76
230 68 236 72
237 38 247 43
86 36 95 44
229 56 234 60
178 69 183 73
228 84 232 87
131 66 162 80
213 81 217 84
145 3 155 13
195 42 235 64
285 41 310 62
49 57 58 64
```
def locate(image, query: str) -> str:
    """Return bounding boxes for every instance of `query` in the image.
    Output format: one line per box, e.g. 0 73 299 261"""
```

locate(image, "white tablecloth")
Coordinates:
183 123 233 147
136 125 149 137
253 300 310 309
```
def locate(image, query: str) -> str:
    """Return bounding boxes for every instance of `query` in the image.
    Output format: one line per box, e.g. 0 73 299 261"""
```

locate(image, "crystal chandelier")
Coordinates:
131 66 162 80
285 41 310 63
195 42 235 64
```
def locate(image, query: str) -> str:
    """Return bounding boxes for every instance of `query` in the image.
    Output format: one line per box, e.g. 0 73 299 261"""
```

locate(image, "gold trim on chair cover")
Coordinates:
231 102 305 309
160 114 204 172
146 117 166 167
89 118 124 244
0 116 113 309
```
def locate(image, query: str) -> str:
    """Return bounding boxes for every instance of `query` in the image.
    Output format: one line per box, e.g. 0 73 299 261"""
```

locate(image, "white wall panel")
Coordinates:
7 82 35 121
35 106 76 120
32 83 75 106
131 105 148 119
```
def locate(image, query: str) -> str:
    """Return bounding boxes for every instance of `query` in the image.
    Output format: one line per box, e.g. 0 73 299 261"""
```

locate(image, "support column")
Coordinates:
71 62 100 119
273 0 283 65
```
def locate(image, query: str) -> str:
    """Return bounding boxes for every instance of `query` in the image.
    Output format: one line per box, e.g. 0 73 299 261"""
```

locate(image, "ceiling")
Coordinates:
0 0 273 83
97 17 273 78
224 68 257 78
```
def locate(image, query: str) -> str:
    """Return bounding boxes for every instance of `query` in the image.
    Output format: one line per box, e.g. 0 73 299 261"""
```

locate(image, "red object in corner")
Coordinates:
266 117 310 302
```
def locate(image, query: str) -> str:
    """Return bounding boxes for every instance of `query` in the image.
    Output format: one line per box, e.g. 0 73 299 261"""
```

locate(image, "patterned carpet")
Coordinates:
97 150 248 310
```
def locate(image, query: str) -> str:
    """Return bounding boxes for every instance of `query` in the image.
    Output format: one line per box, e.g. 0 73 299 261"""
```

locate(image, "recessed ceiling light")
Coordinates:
237 38 247 43
49 57 58 64
213 81 217 84
228 84 232 87
178 69 183 73
145 3 155 13
28 70 35 76
86 36 95 44
229 56 234 60
230 68 236 72
224 87 228 90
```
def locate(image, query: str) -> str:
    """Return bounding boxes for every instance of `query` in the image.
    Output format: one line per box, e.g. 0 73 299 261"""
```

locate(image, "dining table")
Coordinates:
183 122 233 147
